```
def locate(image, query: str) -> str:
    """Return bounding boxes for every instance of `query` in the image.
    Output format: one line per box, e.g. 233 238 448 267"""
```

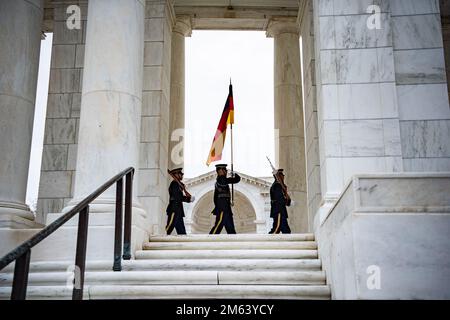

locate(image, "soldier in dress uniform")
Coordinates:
269 169 292 234
166 168 194 235
209 164 241 234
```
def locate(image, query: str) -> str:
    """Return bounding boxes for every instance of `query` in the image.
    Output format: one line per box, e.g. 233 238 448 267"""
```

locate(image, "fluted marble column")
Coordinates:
0 0 43 226
169 17 191 170
267 19 308 233
71 0 145 211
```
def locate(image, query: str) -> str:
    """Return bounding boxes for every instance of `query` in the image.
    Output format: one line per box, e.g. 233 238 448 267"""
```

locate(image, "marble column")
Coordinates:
0 0 43 227
267 19 308 233
71 0 145 211
168 17 191 170
36 0 149 261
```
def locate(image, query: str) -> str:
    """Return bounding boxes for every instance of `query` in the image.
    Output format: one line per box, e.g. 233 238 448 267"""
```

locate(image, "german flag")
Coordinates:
206 83 234 166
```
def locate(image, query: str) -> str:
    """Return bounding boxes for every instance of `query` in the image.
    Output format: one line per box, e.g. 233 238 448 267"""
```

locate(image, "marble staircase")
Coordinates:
0 234 331 299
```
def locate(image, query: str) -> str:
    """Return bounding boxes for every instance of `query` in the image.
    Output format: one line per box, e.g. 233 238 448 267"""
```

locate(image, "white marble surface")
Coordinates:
342 157 403 182
340 120 385 157
397 84 450 121
321 83 399 120
1 258 322 273
320 157 344 198
143 241 317 250
75 92 141 200
392 14 443 50
394 49 446 85
320 47 395 84
149 234 314 242
318 0 390 16
0 270 326 287
135 249 318 260
389 0 450 173
318 174 450 299
400 120 450 158
24 222 148 261
1 228 330 300
355 175 450 210
390 0 440 16
82 1 144 98
403 158 450 172
0 284 330 300
320 14 391 50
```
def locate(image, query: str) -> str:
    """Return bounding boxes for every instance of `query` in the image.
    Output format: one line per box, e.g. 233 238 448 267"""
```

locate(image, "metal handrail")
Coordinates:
0 167 135 300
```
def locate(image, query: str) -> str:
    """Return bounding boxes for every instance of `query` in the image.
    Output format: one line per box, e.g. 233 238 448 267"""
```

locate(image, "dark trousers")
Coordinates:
166 212 186 235
209 211 236 234
269 213 291 234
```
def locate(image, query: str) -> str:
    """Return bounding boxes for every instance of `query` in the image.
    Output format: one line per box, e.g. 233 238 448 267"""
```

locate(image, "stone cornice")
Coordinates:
185 171 272 189
266 17 299 38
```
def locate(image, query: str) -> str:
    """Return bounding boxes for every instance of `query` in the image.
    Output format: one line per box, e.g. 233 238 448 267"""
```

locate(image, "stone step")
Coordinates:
143 241 317 250
135 249 318 260
1 259 323 273
0 285 331 300
149 234 315 242
0 270 326 286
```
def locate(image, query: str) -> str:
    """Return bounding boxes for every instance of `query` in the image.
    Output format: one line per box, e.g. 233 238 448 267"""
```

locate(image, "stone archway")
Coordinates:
191 190 257 234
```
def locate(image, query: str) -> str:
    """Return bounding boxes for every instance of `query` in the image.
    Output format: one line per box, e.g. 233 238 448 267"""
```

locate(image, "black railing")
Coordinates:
0 167 135 300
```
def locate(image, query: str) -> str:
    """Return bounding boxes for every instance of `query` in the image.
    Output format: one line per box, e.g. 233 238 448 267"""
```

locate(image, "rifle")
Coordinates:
266 156 291 202
167 169 192 200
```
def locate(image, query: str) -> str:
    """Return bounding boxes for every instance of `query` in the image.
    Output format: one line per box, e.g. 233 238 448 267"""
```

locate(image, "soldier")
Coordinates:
269 169 292 234
209 164 241 234
166 168 194 235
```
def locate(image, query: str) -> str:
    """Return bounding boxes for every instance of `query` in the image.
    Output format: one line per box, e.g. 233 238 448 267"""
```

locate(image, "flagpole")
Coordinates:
230 122 234 206
230 79 234 207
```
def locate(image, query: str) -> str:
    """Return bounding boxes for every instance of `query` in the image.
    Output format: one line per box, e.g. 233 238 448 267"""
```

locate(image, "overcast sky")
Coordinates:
26 33 52 208
26 31 275 207
185 31 275 178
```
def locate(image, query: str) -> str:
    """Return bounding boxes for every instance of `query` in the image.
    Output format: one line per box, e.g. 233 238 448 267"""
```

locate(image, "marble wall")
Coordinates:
300 1 322 231
391 0 450 172
313 0 403 210
312 0 450 226
317 174 450 299
37 2 87 224
138 0 174 235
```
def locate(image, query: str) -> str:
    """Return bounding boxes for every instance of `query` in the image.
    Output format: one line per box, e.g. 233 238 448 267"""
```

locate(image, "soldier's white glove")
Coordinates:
290 200 296 207
190 196 195 203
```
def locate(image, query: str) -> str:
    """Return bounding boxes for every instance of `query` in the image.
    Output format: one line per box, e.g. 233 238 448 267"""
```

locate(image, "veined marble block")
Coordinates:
400 120 450 158
390 0 440 16
318 174 450 299
392 14 443 50
395 49 446 85
397 84 450 121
